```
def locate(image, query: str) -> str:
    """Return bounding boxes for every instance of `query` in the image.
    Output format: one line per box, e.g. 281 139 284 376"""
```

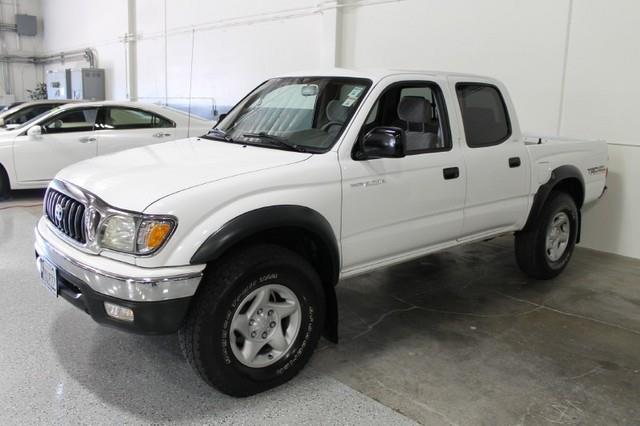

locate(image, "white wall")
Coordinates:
39 0 128 99
559 0 640 259
135 0 326 113
9 0 640 258
0 0 43 103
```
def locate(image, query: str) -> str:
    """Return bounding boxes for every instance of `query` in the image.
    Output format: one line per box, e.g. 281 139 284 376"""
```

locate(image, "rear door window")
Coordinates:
101 107 174 130
455 84 511 147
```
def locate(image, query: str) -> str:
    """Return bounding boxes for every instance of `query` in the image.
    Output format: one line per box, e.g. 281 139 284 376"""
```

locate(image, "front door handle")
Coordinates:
78 136 96 143
153 132 172 138
509 157 521 168
443 167 460 180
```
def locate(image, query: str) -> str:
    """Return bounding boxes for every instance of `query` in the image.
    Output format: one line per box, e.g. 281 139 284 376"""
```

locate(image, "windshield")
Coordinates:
1 104 61 128
208 77 371 153
12 106 64 130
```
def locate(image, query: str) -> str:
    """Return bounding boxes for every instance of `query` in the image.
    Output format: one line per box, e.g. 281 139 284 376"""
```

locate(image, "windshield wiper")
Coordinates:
204 128 235 142
242 132 308 153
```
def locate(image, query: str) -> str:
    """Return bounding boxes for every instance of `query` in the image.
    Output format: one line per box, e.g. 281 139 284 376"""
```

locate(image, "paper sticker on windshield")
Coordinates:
348 87 364 98
342 98 356 107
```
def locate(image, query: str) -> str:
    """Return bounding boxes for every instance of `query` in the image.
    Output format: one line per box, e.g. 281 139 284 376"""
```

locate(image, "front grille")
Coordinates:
45 189 87 244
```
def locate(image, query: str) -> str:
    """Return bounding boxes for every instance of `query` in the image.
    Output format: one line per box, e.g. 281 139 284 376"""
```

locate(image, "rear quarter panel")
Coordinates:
525 136 608 205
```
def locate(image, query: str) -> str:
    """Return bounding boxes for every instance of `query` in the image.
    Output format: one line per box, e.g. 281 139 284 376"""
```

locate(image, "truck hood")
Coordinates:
57 137 311 211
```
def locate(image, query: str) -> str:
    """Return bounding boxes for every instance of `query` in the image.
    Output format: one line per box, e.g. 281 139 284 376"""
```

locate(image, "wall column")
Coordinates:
126 0 138 100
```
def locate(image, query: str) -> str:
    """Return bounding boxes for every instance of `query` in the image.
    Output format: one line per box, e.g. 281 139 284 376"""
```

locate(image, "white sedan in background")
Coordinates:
0 101 213 195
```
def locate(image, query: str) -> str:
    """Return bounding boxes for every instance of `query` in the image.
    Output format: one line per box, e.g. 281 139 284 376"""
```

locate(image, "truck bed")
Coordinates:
523 133 608 206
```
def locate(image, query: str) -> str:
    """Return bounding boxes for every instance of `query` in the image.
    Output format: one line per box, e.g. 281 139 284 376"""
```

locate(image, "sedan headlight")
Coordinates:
99 214 176 255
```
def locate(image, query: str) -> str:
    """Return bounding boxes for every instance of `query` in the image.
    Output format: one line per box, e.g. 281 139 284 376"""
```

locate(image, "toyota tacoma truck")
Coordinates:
34 69 608 396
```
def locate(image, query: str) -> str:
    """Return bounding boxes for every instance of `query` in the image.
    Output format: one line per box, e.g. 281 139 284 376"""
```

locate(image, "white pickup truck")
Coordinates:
34 69 607 396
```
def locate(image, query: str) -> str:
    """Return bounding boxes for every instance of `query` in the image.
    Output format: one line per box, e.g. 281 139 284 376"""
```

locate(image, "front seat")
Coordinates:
322 100 349 135
397 96 438 152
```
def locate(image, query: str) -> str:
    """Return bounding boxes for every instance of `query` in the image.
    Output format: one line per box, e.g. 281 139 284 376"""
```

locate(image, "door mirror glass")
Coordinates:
357 126 405 160
27 125 42 138
0 118 4 127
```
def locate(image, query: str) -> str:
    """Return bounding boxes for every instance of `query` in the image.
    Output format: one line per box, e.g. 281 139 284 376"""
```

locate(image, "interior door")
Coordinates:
340 79 466 272
95 107 176 155
13 107 98 183
450 79 530 238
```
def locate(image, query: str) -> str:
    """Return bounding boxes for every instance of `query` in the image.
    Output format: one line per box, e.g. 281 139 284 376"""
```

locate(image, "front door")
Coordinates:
340 78 466 273
13 107 98 184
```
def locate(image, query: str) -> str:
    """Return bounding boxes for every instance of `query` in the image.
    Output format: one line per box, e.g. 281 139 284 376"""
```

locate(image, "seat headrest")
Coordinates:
397 96 431 124
326 100 348 123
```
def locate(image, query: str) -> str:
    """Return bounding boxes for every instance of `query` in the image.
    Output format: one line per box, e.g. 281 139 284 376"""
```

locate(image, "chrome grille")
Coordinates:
45 189 87 244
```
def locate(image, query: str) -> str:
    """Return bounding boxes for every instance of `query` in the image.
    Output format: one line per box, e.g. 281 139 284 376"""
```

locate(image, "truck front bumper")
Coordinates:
34 219 204 334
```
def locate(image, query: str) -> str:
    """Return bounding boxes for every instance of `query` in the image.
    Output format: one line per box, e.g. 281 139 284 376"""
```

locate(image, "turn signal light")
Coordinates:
136 220 174 254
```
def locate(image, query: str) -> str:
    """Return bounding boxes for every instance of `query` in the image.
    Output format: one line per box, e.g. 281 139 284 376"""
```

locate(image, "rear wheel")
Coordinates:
179 244 325 396
515 191 578 279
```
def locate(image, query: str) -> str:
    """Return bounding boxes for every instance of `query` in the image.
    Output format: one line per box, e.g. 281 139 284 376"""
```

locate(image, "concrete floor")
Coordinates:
1 191 639 425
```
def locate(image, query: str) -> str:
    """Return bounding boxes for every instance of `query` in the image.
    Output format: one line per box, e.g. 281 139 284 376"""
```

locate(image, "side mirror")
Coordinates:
0 118 4 127
357 126 405 160
27 125 42 138
217 113 227 122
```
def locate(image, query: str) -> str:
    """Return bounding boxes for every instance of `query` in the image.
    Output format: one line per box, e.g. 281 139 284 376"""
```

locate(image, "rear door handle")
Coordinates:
443 167 460 180
509 157 521 168
78 136 96 143
153 132 172 138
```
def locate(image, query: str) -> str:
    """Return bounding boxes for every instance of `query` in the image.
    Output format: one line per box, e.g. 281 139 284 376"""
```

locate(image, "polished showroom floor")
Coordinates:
1 191 639 425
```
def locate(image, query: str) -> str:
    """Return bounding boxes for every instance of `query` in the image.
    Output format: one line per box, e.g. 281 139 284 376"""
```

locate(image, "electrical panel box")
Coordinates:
70 68 105 101
16 14 37 36
46 69 71 100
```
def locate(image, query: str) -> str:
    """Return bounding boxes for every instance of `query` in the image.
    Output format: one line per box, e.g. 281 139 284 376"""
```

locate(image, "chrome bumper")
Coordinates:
35 225 202 302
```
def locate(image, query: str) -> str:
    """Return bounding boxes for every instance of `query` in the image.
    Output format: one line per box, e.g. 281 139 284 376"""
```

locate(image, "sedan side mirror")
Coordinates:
27 125 42 138
357 126 406 160
0 118 5 127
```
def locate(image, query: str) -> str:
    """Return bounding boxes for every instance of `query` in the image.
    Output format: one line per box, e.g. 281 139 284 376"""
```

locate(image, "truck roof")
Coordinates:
277 67 496 83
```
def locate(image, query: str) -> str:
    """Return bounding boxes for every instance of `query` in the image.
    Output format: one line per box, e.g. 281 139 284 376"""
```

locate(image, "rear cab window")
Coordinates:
455 83 511 147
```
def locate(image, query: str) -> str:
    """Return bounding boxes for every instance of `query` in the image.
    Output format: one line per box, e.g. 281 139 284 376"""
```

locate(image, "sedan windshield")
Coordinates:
207 77 371 153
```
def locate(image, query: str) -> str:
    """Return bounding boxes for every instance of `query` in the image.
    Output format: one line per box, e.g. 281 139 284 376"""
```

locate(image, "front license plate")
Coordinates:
40 258 58 296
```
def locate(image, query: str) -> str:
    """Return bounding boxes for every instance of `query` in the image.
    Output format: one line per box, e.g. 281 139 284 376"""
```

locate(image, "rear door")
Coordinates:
449 78 530 238
13 106 98 183
95 106 176 155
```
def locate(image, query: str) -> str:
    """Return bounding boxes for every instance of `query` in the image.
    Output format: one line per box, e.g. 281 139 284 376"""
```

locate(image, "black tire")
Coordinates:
179 243 325 397
515 191 578 280
0 165 9 200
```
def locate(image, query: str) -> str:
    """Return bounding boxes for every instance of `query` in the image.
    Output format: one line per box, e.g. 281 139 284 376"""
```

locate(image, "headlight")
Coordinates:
99 214 176 255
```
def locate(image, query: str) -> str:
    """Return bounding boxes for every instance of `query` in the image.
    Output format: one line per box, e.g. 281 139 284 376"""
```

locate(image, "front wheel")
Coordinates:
0 165 10 200
179 244 325 396
515 191 578 279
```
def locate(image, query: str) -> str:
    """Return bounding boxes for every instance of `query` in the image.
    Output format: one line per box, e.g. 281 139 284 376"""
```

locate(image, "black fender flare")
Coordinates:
522 165 584 241
190 205 341 342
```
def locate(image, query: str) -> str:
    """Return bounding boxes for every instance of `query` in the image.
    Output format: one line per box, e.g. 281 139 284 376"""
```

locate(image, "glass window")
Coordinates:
43 107 98 133
456 84 511 147
3 104 57 126
361 83 450 154
211 77 371 153
101 107 174 130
